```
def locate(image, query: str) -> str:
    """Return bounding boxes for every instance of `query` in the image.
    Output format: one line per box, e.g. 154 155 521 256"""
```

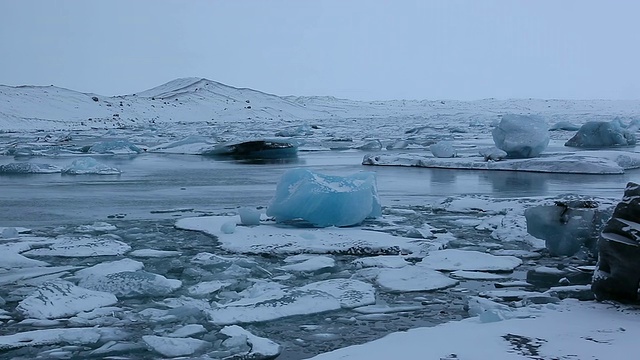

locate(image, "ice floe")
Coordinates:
363 150 640 174
24 235 131 257
0 327 128 351
79 271 182 298
142 335 209 357
17 280 118 319
206 279 375 325
0 162 62 174
176 215 445 255
375 265 459 292
420 249 522 272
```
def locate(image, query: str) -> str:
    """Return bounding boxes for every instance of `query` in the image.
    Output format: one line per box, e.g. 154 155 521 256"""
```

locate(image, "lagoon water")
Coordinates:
1 147 638 359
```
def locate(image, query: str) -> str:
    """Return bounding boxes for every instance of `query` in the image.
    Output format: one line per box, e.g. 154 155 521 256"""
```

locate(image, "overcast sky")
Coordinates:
1 0 639 101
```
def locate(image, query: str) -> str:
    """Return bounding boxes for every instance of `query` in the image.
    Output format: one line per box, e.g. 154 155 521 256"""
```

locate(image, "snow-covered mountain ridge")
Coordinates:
1 77 639 131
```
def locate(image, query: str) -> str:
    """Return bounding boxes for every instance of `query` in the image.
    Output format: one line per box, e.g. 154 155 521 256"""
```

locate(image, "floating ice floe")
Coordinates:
62 157 121 175
24 235 131 257
0 327 128 351
75 222 117 233
375 265 459 292
0 162 62 174
143 335 209 357
279 255 336 272
148 135 217 154
420 249 522 272
73 258 144 280
17 280 118 319
85 139 143 154
220 325 282 359
188 280 235 296
565 119 637 148
79 271 182 298
129 249 181 258
0 266 77 286
353 255 410 269
267 168 382 227
450 270 510 280
363 150 640 174
206 279 375 325
176 215 445 255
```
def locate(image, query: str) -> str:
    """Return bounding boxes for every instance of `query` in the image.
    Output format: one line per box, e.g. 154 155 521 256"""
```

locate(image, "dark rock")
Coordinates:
91 96 99 102
592 182 640 302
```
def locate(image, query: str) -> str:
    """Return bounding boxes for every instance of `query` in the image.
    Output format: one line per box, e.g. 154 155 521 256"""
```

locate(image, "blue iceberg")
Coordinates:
492 114 549 158
565 120 636 148
266 169 382 227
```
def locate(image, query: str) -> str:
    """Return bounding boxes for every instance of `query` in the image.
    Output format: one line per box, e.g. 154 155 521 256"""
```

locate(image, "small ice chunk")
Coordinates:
62 157 121 175
167 324 207 338
267 168 382 227
492 114 549 158
238 207 261 226
479 147 508 161
142 335 209 357
17 280 118 319
420 249 522 272
1 227 19 238
430 141 456 158
376 265 459 292
220 325 281 359
221 221 237 234
279 256 335 272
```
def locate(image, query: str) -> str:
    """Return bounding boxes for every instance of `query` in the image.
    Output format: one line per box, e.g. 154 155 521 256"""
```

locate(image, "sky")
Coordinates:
1 0 639 101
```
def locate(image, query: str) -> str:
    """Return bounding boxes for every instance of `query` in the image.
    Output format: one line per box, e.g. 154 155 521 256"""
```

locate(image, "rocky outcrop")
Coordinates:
592 182 640 302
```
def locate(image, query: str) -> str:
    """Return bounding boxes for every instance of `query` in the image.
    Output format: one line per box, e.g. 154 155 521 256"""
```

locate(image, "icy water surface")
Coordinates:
1 144 638 359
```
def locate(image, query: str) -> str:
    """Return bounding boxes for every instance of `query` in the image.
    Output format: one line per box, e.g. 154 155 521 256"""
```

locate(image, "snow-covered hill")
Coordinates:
1 77 639 132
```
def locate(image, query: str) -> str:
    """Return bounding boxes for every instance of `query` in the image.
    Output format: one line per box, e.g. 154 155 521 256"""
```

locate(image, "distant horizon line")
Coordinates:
2 77 640 103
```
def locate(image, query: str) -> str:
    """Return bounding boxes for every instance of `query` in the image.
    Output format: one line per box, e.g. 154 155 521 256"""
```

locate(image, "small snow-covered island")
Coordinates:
1 77 640 359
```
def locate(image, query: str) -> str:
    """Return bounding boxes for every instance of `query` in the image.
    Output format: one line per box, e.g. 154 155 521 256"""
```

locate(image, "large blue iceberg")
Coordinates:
565 120 637 148
492 114 549 158
266 169 382 227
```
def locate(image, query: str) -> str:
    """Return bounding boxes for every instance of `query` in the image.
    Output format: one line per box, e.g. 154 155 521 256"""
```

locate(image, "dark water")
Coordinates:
1 151 637 227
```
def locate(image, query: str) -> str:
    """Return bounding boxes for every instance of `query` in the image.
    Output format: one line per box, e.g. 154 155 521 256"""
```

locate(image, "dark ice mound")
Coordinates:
565 120 636 148
204 140 298 160
592 182 640 303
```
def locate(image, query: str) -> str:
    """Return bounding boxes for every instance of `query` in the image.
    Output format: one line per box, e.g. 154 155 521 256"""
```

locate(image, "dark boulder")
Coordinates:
592 182 640 302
